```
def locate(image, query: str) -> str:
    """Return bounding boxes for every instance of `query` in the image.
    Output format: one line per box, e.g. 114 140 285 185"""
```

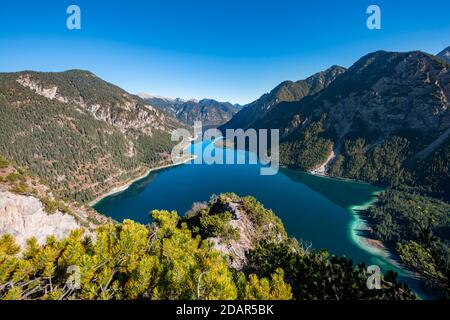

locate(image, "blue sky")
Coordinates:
0 0 449 104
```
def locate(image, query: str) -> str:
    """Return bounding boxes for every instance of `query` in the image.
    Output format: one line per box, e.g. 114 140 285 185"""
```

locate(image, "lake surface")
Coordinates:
94 140 424 295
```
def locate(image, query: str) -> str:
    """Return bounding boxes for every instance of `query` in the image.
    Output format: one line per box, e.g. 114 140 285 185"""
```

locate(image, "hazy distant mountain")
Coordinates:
137 93 181 113
0 70 185 202
219 65 346 131
139 93 241 128
437 46 450 63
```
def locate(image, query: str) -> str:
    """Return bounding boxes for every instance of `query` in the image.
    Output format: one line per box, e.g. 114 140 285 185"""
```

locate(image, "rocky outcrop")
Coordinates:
17 75 68 103
208 209 254 269
0 191 82 248
198 195 286 270
0 160 110 248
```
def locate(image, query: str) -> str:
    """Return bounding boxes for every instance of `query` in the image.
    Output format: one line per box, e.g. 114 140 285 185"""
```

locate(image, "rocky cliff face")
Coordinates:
324 51 449 137
207 197 259 270
0 158 110 249
15 71 182 136
0 191 81 248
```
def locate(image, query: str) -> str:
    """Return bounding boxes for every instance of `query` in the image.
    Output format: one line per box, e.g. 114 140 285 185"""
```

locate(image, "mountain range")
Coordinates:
221 49 450 200
220 65 346 131
139 93 242 129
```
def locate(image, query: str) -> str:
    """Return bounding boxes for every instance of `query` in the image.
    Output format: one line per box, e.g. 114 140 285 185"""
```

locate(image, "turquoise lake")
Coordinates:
94 140 424 295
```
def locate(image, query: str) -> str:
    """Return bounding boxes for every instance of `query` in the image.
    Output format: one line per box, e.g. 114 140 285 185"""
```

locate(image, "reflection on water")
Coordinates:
279 167 382 210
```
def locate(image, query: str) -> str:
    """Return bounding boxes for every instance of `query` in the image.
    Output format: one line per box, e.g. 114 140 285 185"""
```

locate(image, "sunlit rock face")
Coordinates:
0 191 81 248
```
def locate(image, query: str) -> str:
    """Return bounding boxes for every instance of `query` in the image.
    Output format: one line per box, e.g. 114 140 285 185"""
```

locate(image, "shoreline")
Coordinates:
89 155 196 207
252 150 397 267
89 138 196 207
306 170 410 272
286 165 426 297
348 194 426 298
275 163 400 270
304 170 388 255
348 192 420 277
348 192 393 260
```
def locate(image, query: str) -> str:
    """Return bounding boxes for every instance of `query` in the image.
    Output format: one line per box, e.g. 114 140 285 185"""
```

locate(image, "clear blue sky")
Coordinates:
0 0 449 104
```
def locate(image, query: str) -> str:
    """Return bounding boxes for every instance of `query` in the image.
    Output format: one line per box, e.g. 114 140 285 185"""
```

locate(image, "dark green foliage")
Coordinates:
183 198 238 240
398 241 449 295
414 138 450 200
363 190 450 296
363 190 450 244
183 194 415 299
280 117 333 171
199 211 239 240
246 239 415 300
330 136 413 187
240 195 287 239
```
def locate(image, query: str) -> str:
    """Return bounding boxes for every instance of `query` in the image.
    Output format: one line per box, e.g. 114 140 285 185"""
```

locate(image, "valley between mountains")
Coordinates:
0 47 449 300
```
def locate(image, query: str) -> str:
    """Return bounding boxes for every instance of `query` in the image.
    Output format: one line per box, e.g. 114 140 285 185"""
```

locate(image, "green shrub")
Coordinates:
41 197 59 214
0 155 8 169
200 211 238 239
9 182 28 194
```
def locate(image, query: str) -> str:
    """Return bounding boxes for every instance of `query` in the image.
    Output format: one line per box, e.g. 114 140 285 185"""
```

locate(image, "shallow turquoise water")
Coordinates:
94 140 424 296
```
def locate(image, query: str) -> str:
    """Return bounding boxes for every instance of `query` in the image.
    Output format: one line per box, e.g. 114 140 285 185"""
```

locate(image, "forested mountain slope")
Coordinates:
0 70 186 202
219 65 346 131
249 51 449 200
